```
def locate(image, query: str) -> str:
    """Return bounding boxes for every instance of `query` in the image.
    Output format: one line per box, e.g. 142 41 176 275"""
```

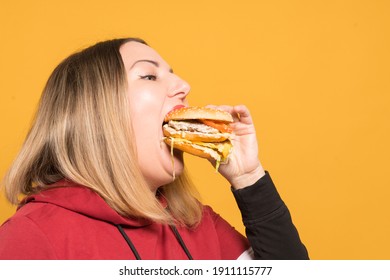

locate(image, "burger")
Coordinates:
162 106 234 170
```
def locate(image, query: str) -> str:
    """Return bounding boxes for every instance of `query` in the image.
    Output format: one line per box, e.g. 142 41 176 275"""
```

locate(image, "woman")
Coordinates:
0 38 308 259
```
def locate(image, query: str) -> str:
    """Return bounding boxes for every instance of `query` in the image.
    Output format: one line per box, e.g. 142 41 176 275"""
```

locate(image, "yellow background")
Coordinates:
1 0 389 259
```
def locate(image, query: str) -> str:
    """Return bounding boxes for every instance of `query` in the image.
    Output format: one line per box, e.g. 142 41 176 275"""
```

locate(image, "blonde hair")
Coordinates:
2 38 202 227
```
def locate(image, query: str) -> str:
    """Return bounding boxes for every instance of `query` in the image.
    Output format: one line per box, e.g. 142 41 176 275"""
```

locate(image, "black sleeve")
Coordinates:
232 171 309 260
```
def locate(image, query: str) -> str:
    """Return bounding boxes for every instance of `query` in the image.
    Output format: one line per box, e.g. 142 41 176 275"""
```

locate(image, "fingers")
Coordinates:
205 104 253 125
232 105 253 125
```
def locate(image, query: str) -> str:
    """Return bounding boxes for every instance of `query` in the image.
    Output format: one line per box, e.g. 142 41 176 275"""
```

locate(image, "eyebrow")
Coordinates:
130 59 173 73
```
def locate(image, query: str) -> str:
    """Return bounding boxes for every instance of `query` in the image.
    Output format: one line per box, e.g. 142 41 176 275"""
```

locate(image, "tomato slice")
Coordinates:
200 119 232 133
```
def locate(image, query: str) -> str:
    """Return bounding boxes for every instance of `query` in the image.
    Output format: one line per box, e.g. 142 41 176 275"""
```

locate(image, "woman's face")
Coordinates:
120 41 190 190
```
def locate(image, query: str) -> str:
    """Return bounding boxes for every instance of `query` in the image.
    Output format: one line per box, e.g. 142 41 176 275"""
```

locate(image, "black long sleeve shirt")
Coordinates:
233 171 309 259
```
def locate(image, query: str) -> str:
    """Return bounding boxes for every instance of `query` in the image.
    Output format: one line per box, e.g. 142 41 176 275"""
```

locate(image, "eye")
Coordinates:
139 74 157 81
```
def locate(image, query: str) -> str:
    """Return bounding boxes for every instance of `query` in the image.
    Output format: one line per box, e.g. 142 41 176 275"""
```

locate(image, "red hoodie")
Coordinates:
0 182 249 260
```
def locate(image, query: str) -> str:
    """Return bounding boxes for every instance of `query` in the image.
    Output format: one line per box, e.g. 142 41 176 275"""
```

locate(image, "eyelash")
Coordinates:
139 74 157 81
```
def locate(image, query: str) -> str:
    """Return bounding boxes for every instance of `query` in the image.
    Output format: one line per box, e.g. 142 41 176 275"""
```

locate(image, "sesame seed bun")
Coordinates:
164 106 233 123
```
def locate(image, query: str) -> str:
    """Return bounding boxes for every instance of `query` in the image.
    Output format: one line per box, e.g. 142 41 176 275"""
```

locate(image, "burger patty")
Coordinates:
166 120 220 134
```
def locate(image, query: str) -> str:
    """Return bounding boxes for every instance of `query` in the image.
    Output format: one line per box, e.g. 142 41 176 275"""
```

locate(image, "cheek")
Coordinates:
129 90 160 130
131 113 156 154
128 83 165 110
128 94 162 153
130 93 157 116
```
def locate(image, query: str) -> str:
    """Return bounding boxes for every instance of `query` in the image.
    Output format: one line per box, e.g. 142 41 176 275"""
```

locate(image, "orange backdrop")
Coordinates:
1 0 389 259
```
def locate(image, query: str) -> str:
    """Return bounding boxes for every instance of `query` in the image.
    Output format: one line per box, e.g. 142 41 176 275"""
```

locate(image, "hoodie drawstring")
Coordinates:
116 224 193 260
116 225 141 260
169 225 193 260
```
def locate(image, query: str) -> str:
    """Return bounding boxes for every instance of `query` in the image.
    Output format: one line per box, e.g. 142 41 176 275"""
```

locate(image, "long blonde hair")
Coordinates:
2 38 202 226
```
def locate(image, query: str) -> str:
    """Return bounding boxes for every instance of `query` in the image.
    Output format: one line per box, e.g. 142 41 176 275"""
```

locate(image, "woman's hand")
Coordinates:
208 105 266 189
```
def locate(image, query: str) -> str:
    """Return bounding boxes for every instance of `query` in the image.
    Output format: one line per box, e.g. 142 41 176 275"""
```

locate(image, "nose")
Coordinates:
168 74 190 100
